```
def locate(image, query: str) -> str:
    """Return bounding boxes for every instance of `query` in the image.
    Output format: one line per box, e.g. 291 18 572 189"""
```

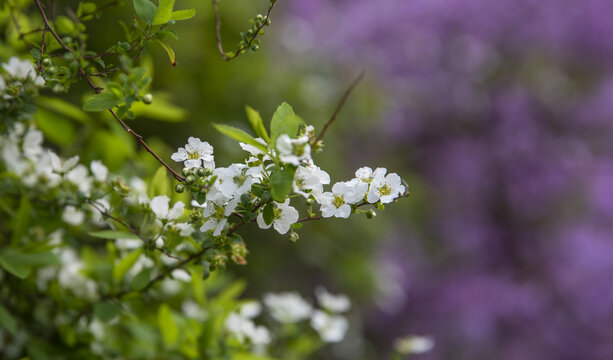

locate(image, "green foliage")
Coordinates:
133 0 157 25
213 123 268 152
82 92 121 111
270 102 304 144
270 168 295 202
245 105 270 142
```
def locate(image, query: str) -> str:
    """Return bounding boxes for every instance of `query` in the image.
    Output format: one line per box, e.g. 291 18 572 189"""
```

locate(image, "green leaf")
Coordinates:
154 39 176 66
212 123 268 153
89 230 140 240
0 250 60 279
270 102 304 145
113 248 143 282
83 92 121 112
214 279 246 305
133 0 157 25
158 304 178 346
30 48 41 60
262 203 274 226
170 9 196 21
131 267 153 291
12 196 31 245
0 305 18 335
270 168 294 202
245 105 270 143
94 302 122 322
131 94 187 122
152 0 175 25
35 108 76 146
148 166 171 198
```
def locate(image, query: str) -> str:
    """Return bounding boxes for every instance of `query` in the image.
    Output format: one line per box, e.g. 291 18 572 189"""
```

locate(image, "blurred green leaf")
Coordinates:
113 248 143 282
245 105 270 143
0 249 60 279
270 102 303 144
35 108 76 146
170 9 195 21
89 230 140 240
12 196 31 245
152 0 174 25
0 304 18 335
270 168 294 202
148 166 171 198
154 39 176 66
83 92 121 111
131 267 153 291
94 302 122 322
37 96 90 123
213 279 246 305
213 123 268 152
133 0 157 25
158 304 178 346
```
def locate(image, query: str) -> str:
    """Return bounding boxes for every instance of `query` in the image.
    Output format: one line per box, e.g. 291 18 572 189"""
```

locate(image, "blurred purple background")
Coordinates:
280 0 613 358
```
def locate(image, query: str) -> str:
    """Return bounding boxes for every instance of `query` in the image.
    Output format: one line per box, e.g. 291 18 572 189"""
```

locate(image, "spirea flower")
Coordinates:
62 205 85 226
200 197 239 236
310 310 349 343
315 286 351 313
320 180 368 218
49 152 79 174
150 195 184 221
294 160 330 202
2 56 45 86
366 168 405 204
256 199 300 234
263 292 313 323
90 160 108 182
276 134 311 166
171 137 215 169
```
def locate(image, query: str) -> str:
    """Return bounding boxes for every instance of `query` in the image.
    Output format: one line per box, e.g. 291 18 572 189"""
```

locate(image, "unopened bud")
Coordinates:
175 183 185 193
289 232 299 243
182 167 190 176
142 93 153 104
42 58 52 66
185 175 195 184
197 168 206 177
306 198 314 206
155 238 164 248
366 209 376 219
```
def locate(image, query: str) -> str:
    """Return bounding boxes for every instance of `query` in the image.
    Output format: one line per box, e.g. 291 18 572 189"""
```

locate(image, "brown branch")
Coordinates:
213 0 276 61
313 70 366 145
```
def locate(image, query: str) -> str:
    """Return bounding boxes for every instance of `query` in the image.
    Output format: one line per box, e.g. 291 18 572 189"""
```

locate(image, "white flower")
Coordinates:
171 137 215 169
239 138 269 158
174 222 194 237
214 164 258 198
115 238 142 250
294 160 330 202
310 310 348 343
35 151 61 186
225 311 271 348
355 166 376 184
182 300 207 321
393 335 435 355
2 57 44 86
239 301 262 319
0 76 5 93
320 180 368 218
170 269 191 282
366 168 406 204
66 164 93 195
256 199 299 235
90 160 108 182
315 287 351 313
150 195 184 221
200 197 239 236
57 248 97 299
155 237 165 248
191 200 207 208
276 134 311 166
2 141 28 175
62 205 85 226
22 128 43 161
49 152 79 174
263 292 312 323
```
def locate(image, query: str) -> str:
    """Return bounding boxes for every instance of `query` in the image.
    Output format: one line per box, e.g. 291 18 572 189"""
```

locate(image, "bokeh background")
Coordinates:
27 0 613 358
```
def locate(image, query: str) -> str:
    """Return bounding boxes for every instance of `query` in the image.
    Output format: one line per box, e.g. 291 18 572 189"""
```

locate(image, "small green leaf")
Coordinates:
245 105 269 143
0 250 60 279
158 304 178 346
0 305 18 335
212 123 268 152
12 196 31 245
170 9 196 21
133 0 157 25
148 166 171 198
113 248 143 282
83 92 121 111
154 39 176 66
270 168 294 202
94 302 122 322
30 49 41 60
89 230 140 240
37 96 90 123
152 0 175 25
131 267 153 291
262 203 274 226
270 102 304 145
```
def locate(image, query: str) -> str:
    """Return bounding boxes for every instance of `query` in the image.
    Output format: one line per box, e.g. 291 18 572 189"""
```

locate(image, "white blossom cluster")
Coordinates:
0 57 45 99
224 286 351 353
167 128 407 239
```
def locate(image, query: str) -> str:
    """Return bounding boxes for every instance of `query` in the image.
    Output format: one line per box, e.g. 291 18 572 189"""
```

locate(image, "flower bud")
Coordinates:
197 168 206 177
185 175 195 184
182 167 191 176
306 198 314 206
167 20 176 26
289 232 299 243
175 183 185 193
142 93 153 104
42 58 52 67
47 66 57 75
366 209 376 219
155 238 164 248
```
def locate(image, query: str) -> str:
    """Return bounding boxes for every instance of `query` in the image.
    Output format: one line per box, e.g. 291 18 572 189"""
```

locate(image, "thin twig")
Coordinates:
213 0 276 61
313 70 366 145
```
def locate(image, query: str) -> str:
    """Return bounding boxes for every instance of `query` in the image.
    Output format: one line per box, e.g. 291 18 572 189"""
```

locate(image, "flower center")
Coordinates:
188 151 201 160
214 204 226 219
333 195 345 208
233 171 248 186
378 184 392 196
